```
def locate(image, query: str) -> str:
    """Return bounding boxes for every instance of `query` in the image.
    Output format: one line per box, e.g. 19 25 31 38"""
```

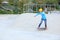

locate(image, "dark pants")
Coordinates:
38 19 47 28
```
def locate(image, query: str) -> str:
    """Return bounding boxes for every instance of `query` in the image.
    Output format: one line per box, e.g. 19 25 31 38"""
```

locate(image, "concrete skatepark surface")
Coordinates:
0 13 60 40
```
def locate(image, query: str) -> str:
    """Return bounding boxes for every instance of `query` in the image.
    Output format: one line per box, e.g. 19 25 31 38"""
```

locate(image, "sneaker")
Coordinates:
45 27 47 30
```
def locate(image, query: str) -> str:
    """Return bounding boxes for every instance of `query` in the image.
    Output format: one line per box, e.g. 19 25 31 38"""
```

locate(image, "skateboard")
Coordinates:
37 28 46 31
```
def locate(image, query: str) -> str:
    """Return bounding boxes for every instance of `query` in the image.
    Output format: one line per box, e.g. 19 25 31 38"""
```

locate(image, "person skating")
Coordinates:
34 8 47 30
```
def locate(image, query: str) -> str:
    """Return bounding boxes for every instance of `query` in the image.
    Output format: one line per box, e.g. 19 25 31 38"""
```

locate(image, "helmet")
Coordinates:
39 8 43 12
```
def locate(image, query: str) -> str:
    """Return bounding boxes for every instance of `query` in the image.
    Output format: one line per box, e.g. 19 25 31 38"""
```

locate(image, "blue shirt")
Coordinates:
35 12 46 19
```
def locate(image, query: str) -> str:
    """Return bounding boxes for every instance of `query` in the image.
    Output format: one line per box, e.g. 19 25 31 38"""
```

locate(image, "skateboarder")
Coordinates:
34 8 47 30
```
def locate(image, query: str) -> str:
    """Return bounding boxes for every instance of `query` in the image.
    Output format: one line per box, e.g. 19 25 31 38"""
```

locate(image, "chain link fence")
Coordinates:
23 4 60 13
